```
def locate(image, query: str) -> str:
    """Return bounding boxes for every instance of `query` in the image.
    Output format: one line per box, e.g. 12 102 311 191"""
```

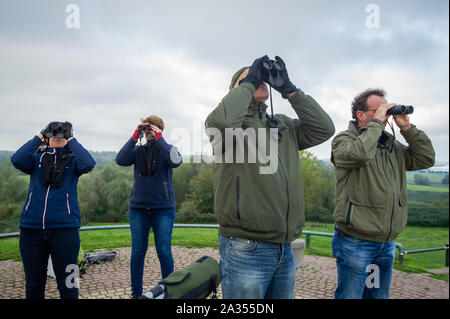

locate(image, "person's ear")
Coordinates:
234 69 249 88
356 110 366 123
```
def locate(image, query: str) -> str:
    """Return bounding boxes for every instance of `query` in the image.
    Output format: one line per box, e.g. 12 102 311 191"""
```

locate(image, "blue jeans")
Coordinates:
129 207 175 297
19 228 80 299
332 227 396 299
219 235 296 299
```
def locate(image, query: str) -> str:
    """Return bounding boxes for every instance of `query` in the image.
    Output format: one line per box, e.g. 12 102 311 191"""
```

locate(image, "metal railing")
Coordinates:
1 224 448 267
302 231 449 267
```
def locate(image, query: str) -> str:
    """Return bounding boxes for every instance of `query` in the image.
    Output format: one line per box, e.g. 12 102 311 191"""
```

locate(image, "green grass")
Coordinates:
1 223 448 281
0 226 220 262
407 184 449 192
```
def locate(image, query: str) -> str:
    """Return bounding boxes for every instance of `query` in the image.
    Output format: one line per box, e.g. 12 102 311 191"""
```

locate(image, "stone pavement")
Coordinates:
0 246 448 299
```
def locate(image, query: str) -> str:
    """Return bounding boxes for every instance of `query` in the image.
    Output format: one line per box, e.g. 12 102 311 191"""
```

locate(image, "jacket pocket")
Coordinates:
25 192 33 212
163 182 169 200
236 176 241 220
66 193 71 215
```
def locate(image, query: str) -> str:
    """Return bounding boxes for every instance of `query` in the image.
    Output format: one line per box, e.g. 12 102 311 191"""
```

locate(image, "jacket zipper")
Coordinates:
257 105 290 239
25 192 33 212
66 193 71 215
236 176 241 219
278 154 290 241
42 152 57 229
381 149 395 241
42 185 50 229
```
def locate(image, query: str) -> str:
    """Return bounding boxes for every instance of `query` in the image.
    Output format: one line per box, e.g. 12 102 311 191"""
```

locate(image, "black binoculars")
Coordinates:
262 58 285 88
42 121 73 139
386 105 414 115
137 124 153 139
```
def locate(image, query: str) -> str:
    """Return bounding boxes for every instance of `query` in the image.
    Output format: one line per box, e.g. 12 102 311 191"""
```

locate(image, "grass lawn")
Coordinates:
0 222 447 282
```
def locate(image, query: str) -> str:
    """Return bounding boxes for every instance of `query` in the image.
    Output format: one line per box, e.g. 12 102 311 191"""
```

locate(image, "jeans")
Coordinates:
219 235 296 299
129 207 175 297
332 227 396 299
19 228 80 299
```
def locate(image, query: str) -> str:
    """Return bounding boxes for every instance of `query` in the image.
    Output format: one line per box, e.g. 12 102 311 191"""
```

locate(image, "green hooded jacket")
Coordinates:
331 120 435 242
205 82 335 243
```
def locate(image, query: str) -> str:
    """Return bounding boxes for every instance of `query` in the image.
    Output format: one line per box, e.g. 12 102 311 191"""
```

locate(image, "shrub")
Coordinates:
414 174 430 185
407 203 449 227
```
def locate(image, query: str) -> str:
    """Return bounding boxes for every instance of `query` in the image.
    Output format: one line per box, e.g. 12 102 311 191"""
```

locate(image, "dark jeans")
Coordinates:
129 207 175 297
19 228 80 299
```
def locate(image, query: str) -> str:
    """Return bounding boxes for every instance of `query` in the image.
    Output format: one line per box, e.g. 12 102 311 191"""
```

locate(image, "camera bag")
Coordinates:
142 256 221 299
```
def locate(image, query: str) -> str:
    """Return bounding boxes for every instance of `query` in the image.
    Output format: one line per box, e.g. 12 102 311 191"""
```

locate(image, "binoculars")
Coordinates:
137 124 153 139
386 105 414 115
42 121 73 139
262 57 285 88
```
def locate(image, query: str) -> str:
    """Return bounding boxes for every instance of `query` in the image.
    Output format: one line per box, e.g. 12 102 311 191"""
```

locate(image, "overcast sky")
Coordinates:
0 0 448 162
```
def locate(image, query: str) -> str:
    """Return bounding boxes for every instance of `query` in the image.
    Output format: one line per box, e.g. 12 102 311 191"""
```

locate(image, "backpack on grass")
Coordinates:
141 256 221 299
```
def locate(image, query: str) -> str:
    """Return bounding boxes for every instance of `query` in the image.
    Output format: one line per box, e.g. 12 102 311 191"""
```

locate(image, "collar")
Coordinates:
349 120 395 150
248 98 268 115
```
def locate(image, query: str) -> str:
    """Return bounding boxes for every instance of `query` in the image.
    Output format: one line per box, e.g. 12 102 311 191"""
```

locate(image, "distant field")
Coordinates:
406 172 448 186
407 184 449 192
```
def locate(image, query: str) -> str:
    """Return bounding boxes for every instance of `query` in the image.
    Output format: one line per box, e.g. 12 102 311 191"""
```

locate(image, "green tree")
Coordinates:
172 163 202 208
442 174 449 185
186 166 214 215
299 150 323 215
414 174 430 186
78 162 133 223
0 163 28 205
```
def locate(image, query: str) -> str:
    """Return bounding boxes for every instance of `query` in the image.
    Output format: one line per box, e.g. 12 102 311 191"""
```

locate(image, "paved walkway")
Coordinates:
0 246 448 299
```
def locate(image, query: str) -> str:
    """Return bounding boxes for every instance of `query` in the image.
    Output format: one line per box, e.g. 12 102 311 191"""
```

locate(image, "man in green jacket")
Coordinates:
331 88 435 299
205 55 335 298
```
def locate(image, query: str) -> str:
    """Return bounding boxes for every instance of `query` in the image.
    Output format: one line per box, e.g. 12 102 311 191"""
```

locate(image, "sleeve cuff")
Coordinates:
369 119 384 126
400 124 418 141
239 81 257 94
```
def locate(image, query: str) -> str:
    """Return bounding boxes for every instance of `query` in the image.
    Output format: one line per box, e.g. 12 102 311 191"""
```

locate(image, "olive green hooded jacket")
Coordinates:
331 120 435 243
205 82 335 243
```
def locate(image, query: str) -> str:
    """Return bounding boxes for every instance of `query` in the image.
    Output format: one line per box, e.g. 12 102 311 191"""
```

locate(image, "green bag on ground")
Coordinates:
142 256 221 299
78 246 86 275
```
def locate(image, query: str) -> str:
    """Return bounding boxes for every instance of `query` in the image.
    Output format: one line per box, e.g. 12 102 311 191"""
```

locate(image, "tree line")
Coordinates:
0 150 448 233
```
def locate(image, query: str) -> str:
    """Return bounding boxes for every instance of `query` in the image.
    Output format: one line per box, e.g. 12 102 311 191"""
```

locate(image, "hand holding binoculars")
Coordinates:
262 57 285 88
137 124 153 139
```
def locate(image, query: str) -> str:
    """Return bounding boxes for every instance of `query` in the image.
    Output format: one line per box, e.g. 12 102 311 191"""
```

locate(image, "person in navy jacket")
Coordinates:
116 115 182 298
11 122 95 299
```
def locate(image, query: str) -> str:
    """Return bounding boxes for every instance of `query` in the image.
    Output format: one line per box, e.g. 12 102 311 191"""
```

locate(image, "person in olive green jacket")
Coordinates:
205 55 335 299
331 88 435 299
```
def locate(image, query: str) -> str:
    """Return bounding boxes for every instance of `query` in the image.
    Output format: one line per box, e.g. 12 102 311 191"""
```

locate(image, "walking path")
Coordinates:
0 246 448 299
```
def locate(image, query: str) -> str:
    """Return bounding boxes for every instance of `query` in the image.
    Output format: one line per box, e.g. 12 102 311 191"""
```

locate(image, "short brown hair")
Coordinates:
141 115 164 131
351 88 386 119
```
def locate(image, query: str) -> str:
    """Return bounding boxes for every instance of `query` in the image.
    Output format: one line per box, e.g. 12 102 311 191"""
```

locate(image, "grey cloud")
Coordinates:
0 0 448 161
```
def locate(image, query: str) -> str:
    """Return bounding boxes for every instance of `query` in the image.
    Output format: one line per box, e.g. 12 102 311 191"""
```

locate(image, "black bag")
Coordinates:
84 251 117 265
141 256 221 299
